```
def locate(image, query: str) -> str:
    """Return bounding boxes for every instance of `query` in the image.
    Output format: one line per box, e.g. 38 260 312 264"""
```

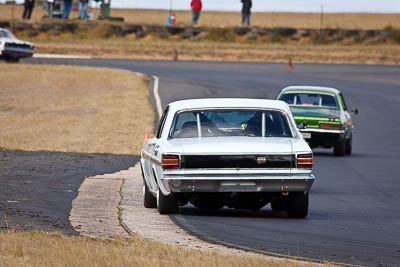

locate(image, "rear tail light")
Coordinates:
328 115 337 121
162 154 180 170
297 153 313 169
320 123 341 129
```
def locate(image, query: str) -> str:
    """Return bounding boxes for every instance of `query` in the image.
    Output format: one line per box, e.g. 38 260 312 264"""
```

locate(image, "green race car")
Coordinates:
276 86 358 156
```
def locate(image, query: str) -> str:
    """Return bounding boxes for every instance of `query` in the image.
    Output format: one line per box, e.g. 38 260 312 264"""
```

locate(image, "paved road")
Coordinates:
28 58 400 266
0 149 138 234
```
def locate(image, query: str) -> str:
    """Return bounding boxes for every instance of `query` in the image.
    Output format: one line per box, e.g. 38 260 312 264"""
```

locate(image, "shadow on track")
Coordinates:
178 205 294 220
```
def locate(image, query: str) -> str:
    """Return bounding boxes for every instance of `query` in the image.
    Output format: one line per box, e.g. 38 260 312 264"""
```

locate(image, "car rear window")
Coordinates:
279 93 338 108
171 110 292 138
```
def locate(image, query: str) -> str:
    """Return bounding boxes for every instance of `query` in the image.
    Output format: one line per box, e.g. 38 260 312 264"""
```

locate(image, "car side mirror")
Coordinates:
297 122 307 129
351 108 359 115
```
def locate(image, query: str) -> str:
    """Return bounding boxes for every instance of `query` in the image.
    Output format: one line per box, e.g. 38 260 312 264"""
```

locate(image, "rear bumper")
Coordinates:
1 48 34 59
300 129 344 147
160 173 315 194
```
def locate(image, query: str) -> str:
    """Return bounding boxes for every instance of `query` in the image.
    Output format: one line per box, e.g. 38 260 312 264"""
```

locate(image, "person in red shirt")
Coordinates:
190 0 202 25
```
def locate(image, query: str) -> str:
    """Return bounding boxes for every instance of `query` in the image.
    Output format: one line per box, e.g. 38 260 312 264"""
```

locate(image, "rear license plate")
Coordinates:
220 181 257 192
302 132 311 139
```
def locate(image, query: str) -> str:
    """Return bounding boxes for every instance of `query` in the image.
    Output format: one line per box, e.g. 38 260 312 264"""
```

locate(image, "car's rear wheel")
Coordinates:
157 189 177 214
286 191 309 218
141 166 157 208
345 136 352 155
334 137 346 156
5 57 19 63
143 180 157 208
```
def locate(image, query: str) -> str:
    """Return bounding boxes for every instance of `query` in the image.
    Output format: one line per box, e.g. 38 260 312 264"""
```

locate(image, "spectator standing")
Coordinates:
62 0 73 19
241 0 252 26
22 0 35 20
46 0 54 19
79 0 89 19
190 0 202 25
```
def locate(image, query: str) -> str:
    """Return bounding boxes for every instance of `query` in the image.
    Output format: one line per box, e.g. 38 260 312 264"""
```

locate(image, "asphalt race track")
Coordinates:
26 58 400 266
0 150 138 234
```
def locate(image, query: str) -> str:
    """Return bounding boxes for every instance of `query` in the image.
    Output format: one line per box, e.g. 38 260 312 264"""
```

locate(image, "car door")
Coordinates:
149 107 170 191
142 137 156 191
338 93 352 138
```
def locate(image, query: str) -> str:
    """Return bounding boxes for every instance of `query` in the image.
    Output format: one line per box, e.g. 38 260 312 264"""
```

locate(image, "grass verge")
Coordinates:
0 63 153 154
0 230 327 267
31 38 400 65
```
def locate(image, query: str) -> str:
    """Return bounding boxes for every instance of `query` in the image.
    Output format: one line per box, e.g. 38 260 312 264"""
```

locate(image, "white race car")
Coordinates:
141 98 315 218
0 28 34 63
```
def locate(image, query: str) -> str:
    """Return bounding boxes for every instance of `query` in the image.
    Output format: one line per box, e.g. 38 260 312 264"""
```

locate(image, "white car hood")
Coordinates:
168 137 293 155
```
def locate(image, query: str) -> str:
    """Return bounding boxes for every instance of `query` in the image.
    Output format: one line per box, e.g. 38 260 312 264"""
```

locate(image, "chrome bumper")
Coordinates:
160 173 315 194
300 128 343 134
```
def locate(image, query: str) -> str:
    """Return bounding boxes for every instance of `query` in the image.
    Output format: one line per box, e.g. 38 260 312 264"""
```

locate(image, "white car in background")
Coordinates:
141 98 315 218
0 28 34 63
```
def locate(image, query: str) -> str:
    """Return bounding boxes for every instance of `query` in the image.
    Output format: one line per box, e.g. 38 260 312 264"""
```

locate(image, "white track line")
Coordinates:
33 54 92 59
152 75 163 119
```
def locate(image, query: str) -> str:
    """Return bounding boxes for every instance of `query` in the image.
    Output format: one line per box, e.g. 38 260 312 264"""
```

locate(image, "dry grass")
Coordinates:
0 63 153 154
0 230 326 267
1 5 400 29
31 38 400 65
104 9 400 30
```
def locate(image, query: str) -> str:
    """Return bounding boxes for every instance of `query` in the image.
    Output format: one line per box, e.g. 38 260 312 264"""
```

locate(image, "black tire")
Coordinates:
143 180 157 208
5 57 19 63
141 165 157 208
345 136 352 155
334 137 346 156
286 191 309 218
157 189 177 214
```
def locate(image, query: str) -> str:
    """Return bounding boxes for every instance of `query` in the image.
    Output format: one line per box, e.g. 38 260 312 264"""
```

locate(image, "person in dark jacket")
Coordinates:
190 0 202 25
241 0 252 26
62 0 73 19
22 0 35 20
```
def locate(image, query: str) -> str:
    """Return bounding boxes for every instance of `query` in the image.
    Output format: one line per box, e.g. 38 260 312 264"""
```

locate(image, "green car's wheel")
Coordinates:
287 191 309 218
334 137 346 156
345 136 352 155
157 189 177 214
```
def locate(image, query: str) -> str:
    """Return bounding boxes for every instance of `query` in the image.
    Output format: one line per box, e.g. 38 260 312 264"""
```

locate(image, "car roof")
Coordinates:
167 98 291 113
280 86 341 95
